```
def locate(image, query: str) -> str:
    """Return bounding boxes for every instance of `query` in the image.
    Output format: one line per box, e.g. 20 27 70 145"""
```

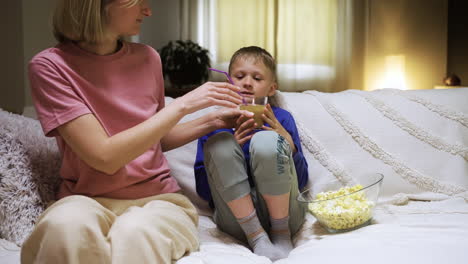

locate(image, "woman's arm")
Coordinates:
161 107 252 151
58 99 186 175
58 82 244 175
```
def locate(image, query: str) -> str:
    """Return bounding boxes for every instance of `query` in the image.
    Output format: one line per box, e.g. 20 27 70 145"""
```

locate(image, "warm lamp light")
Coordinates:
375 55 407 90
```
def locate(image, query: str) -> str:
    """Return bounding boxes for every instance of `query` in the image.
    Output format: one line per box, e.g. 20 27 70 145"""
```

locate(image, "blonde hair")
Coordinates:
229 46 280 106
52 0 141 43
228 46 278 82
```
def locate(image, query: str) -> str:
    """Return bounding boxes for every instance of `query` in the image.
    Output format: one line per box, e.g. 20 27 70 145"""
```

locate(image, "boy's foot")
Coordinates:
250 231 286 261
238 211 286 261
270 216 294 257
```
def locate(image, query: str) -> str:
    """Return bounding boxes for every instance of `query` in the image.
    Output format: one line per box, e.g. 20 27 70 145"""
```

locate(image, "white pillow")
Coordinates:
163 97 218 216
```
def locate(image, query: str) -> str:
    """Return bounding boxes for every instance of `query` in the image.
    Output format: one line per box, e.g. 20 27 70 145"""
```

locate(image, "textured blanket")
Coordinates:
0 110 61 245
275 89 468 202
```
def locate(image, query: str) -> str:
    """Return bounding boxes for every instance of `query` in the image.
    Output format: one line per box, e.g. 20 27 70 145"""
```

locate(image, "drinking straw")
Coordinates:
209 68 245 104
209 68 235 85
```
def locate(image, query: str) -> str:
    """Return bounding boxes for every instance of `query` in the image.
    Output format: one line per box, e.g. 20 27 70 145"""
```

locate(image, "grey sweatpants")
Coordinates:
203 131 306 243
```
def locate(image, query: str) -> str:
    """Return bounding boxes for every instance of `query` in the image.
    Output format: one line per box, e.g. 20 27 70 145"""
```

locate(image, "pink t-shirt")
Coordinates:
29 41 181 200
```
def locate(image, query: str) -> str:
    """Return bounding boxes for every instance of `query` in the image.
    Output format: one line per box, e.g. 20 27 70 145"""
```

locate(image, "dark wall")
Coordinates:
447 0 468 85
1 1 24 113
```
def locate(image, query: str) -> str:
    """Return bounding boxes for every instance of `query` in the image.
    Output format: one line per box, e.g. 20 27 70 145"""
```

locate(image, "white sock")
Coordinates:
237 211 285 261
270 216 293 256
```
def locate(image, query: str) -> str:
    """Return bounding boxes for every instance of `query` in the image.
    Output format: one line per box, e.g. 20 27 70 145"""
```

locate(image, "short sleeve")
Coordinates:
29 58 91 137
146 46 165 112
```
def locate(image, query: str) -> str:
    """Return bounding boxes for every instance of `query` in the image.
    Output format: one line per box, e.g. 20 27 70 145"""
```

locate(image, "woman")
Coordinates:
21 0 251 263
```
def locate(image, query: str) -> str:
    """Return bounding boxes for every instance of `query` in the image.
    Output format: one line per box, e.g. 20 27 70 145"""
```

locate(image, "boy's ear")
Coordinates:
267 82 278 96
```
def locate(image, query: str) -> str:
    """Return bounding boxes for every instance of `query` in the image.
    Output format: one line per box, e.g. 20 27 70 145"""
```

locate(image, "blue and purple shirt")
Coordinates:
194 106 309 208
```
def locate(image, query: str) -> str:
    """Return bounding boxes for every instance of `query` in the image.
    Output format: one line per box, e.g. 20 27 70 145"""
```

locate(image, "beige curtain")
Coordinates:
179 0 218 62
216 0 276 60
179 0 199 41
275 0 338 92
185 0 366 92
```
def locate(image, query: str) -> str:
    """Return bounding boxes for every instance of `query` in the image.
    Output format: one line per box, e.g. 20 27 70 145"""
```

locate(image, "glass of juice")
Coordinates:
239 96 268 129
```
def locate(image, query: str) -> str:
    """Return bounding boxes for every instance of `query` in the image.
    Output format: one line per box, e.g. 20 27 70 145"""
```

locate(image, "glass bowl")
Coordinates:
298 173 384 233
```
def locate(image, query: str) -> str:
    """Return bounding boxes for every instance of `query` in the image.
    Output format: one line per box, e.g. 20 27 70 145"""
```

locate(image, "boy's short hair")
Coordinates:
228 46 277 81
52 0 141 43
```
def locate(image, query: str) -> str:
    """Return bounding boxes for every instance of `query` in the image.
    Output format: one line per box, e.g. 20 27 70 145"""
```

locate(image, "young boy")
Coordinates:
194 46 309 261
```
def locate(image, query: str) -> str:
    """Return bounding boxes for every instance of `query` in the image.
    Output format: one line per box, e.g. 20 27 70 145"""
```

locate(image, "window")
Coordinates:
191 0 355 92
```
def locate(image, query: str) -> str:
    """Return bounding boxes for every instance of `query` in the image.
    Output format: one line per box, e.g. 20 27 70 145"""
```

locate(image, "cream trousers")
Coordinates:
21 193 199 264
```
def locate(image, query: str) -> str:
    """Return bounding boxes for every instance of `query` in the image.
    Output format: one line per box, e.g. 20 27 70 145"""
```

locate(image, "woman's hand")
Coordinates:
176 82 243 114
261 104 297 153
208 107 256 146
234 115 257 146
212 107 254 130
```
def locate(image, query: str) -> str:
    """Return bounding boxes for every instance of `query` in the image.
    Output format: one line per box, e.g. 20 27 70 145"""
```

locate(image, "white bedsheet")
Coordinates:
0 239 20 264
2 198 468 264
282 198 468 264
182 197 468 264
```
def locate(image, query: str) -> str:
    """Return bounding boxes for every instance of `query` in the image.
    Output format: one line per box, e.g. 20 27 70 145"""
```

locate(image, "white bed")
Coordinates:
1 88 467 263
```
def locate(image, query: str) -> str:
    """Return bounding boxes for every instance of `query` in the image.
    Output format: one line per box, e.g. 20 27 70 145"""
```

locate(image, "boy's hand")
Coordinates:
234 116 257 146
261 104 297 153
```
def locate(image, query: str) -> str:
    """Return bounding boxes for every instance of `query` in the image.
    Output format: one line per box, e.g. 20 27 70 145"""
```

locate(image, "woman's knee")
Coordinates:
36 195 111 239
110 201 198 249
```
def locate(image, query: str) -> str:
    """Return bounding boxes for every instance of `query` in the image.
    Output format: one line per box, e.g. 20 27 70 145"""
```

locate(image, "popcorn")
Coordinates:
308 185 375 231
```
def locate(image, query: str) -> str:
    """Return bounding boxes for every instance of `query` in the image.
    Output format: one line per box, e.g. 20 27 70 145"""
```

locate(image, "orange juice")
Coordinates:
240 104 265 128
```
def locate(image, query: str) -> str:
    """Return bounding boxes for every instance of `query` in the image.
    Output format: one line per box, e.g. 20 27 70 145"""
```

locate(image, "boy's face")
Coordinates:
230 58 277 98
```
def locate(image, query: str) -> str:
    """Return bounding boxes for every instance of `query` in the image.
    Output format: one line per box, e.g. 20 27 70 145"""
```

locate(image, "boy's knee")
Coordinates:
204 132 238 162
250 132 293 194
250 131 291 162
